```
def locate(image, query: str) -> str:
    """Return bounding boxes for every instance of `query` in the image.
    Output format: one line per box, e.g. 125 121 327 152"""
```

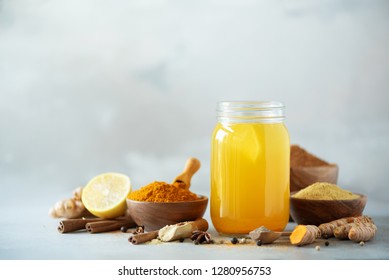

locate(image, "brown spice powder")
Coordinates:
291 145 329 167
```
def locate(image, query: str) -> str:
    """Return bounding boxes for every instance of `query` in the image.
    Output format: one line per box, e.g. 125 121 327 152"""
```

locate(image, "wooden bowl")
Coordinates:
126 195 208 231
290 164 339 193
290 192 367 226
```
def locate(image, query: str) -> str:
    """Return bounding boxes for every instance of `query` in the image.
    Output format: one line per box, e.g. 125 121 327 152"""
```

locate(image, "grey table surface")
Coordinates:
1 198 388 260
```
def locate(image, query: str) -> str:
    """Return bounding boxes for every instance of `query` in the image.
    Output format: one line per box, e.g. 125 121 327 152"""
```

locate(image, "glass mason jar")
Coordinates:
210 101 290 234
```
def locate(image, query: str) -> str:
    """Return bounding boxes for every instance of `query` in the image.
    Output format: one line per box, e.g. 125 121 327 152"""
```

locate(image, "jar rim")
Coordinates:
218 101 285 109
217 101 285 123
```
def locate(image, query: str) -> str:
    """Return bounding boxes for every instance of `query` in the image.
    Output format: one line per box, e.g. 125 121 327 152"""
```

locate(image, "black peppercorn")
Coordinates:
256 240 262 246
231 237 238 244
325 241 329 246
120 226 128 233
179 238 185 243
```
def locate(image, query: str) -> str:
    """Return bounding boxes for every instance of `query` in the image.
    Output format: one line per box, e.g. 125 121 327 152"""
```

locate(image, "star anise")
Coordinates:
190 230 212 244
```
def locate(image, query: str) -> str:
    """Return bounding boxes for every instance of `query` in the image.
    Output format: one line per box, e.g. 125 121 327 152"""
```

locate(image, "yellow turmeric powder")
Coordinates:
128 181 199 202
292 182 359 200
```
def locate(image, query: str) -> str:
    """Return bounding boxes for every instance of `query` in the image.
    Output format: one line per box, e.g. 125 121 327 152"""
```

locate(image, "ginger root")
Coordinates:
290 225 321 246
49 187 87 219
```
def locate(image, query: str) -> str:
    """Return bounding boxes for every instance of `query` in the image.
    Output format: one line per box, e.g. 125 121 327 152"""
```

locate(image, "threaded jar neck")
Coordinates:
217 101 285 123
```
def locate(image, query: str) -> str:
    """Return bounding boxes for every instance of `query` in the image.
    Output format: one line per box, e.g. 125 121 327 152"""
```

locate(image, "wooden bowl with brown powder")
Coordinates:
290 145 339 193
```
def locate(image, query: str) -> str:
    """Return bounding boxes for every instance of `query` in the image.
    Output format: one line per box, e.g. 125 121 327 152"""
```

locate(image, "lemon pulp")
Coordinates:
82 173 131 219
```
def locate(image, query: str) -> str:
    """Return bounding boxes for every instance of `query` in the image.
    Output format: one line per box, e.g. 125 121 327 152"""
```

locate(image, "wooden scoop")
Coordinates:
249 226 291 244
258 231 291 244
172 157 201 189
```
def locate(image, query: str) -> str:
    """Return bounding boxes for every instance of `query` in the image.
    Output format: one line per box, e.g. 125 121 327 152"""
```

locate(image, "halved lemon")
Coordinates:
81 172 131 219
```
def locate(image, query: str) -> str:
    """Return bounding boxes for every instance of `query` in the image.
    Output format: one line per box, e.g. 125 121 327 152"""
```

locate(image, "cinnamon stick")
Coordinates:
86 219 136 234
129 231 159 245
58 216 136 234
58 218 103 233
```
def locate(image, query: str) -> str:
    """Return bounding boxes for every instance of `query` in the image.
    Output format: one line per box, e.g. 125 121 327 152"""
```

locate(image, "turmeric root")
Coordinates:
348 221 377 242
49 187 87 219
332 216 377 242
290 225 321 246
333 224 354 239
318 216 356 238
318 216 372 238
291 216 377 246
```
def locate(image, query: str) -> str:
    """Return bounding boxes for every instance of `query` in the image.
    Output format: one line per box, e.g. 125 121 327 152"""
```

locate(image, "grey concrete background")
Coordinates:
0 0 389 259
